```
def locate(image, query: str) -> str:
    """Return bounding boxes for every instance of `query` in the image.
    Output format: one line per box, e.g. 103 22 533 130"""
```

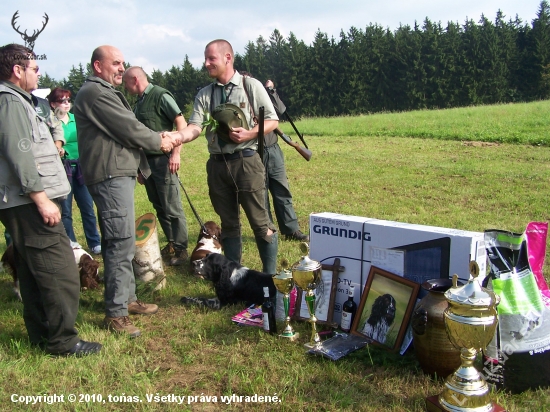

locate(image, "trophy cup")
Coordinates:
272 259 299 341
427 262 504 412
291 243 322 348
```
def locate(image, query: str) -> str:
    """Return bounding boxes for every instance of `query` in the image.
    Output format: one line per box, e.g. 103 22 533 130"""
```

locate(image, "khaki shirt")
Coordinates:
188 71 278 154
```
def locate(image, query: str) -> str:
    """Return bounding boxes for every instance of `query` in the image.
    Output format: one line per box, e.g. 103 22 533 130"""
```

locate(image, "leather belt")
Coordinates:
210 148 256 161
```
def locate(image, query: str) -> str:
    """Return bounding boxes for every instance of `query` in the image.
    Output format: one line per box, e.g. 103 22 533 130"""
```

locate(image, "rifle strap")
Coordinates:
242 75 269 152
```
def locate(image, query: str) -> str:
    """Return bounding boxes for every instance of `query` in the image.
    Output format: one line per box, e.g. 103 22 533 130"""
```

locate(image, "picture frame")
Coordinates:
351 265 420 352
292 259 343 328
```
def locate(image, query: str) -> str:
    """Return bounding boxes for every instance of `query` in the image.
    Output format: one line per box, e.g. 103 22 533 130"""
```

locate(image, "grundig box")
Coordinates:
309 213 486 326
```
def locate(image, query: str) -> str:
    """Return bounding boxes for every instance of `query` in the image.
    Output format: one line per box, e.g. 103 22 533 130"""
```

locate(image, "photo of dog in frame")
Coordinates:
351 266 419 351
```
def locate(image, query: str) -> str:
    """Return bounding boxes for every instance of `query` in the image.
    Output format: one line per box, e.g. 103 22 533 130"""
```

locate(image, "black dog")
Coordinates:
360 293 396 343
182 253 276 310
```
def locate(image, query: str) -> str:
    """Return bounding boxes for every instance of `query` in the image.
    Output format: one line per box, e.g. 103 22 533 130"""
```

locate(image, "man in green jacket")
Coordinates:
73 45 180 338
123 66 189 266
0 43 101 356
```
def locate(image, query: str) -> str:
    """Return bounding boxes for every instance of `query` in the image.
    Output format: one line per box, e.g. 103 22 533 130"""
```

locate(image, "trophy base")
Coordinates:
279 332 299 341
425 395 506 412
304 341 322 349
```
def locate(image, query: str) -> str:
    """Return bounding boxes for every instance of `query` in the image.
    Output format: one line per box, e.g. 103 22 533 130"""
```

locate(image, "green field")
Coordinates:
1 101 550 411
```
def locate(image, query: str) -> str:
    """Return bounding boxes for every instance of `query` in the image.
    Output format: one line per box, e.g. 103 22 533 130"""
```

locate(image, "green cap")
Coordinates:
212 103 249 143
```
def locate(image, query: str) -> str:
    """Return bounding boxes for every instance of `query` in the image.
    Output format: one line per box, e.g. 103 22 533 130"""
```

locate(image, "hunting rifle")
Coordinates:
275 128 312 161
258 106 265 162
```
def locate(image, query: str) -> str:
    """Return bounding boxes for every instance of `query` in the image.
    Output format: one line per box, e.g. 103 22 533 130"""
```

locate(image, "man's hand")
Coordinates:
160 132 184 153
160 133 175 153
137 171 145 185
229 127 255 144
169 148 181 174
29 192 61 227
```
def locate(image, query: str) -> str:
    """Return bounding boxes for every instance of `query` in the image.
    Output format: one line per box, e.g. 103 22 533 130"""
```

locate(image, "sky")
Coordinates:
0 0 543 81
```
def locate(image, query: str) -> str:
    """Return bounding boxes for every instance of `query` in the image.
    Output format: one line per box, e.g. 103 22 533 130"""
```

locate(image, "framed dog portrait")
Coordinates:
351 266 420 352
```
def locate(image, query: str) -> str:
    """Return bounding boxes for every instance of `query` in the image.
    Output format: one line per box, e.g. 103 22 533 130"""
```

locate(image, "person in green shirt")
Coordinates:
47 88 101 254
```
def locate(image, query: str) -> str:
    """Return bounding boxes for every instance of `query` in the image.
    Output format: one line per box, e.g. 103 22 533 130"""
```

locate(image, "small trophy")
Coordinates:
426 262 505 412
291 242 322 348
272 259 299 341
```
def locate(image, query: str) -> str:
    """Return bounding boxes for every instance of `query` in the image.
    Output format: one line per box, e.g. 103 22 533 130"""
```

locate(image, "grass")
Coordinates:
1 100 550 411
295 100 550 146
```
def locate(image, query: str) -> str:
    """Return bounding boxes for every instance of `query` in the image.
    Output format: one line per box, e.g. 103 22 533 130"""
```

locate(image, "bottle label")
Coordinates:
263 313 270 332
341 311 352 331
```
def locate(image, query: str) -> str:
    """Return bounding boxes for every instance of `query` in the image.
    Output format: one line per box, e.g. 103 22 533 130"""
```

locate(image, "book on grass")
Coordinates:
231 304 263 327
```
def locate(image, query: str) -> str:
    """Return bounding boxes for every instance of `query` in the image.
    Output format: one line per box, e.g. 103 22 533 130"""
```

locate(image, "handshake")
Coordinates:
159 131 183 153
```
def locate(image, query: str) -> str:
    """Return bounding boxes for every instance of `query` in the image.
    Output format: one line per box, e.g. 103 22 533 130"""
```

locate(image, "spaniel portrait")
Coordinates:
361 293 396 344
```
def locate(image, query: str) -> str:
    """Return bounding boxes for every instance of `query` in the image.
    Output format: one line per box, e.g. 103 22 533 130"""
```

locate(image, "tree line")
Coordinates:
40 1 550 117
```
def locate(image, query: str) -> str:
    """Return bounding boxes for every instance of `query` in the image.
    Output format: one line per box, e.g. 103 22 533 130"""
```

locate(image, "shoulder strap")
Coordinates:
241 76 257 126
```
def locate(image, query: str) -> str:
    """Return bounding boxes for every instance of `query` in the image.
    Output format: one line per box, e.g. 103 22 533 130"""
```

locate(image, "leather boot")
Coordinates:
256 232 278 275
223 236 242 264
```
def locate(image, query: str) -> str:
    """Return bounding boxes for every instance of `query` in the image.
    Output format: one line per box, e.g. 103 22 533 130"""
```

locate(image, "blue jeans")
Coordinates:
61 164 100 248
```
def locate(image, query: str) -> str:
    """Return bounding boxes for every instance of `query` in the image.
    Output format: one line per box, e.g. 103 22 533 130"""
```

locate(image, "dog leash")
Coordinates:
164 153 206 232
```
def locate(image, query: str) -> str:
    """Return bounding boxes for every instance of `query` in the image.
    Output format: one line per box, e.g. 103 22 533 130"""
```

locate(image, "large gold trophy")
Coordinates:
291 243 322 348
272 259 299 341
427 262 504 412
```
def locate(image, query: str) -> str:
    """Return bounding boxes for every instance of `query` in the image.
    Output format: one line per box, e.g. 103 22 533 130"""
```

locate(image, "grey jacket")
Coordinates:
73 76 161 185
0 82 70 209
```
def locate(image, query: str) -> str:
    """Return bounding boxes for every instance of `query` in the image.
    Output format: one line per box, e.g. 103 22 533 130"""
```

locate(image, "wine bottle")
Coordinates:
340 285 357 333
262 287 277 334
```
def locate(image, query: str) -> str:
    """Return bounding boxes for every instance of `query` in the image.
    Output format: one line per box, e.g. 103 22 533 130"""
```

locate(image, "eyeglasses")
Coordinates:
57 98 71 103
18 64 40 73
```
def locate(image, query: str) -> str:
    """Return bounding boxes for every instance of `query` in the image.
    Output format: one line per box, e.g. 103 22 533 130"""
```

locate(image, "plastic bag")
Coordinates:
483 222 550 393
307 333 370 361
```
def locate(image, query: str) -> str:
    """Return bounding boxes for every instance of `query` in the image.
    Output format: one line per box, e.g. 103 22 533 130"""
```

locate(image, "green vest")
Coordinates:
134 85 176 155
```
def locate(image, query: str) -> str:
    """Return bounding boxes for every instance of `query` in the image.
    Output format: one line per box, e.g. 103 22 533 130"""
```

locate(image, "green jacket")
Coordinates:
134 84 178 155
73 76 161 185
0 82 70 208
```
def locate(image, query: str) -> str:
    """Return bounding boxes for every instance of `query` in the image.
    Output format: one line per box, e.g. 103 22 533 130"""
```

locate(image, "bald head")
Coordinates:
91 45 125 86
204 39 236 84
123 66 149 96
205 39 234 57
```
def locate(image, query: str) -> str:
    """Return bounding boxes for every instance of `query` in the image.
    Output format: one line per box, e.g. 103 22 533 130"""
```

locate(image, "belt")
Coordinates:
210 148 256 161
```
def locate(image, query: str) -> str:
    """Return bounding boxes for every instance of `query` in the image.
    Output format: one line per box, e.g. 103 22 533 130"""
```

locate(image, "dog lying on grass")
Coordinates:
182 253 276 310
190 221 222 274
1 243 101 300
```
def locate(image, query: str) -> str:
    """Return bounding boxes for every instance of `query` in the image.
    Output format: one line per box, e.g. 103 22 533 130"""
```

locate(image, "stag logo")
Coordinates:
11 11 49 51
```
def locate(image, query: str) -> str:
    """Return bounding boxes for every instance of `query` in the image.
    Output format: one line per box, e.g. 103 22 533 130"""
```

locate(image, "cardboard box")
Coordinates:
309 212 486 326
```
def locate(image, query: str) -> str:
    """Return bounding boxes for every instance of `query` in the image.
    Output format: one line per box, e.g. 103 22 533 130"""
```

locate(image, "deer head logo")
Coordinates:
11 11 49 51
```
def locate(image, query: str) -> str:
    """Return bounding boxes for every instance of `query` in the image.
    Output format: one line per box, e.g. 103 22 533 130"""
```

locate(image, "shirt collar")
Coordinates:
216 70 242 87
141 83 154 98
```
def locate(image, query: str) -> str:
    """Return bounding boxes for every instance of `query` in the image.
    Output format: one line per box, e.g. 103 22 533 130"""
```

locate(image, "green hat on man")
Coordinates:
212 103 249 143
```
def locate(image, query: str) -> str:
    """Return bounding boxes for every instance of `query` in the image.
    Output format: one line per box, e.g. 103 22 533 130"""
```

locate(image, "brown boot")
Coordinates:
128 299 159 315
103 316 141 338
169 249 188 266
161 242 175 257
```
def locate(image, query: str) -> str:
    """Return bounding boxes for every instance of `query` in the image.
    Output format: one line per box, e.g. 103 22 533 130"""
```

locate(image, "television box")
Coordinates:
309 212 486 325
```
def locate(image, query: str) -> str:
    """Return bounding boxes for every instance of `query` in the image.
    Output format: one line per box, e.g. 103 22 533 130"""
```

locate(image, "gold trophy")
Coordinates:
291 243 322 348
427 262 504 412
272 259 299 341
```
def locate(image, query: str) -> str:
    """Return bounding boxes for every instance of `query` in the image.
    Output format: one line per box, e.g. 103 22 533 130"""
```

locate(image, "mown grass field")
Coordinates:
1 101 550 411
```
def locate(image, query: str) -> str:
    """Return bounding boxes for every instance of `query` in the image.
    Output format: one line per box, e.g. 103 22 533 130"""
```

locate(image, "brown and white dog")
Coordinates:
1 243 101 301
190 221 222 274
73 246 101 290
